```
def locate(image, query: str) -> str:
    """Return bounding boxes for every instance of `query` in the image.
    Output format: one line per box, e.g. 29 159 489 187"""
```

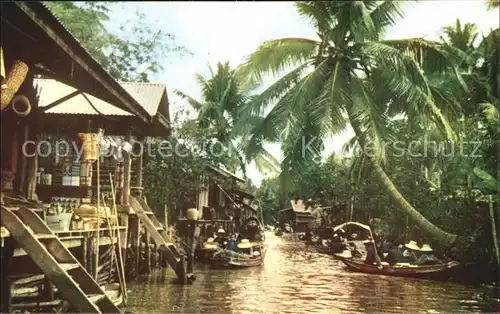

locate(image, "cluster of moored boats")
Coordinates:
199 217 268 268
301 221 461 280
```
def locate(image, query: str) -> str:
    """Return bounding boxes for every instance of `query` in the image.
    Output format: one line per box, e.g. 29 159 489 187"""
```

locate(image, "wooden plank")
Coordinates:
129 196 185 280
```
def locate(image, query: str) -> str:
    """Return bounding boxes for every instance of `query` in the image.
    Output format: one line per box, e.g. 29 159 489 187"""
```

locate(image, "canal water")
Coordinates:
126 233 499 313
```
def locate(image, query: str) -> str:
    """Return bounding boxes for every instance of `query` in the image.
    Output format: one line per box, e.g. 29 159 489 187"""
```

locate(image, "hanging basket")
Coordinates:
78 133 99 161
1 60 29 110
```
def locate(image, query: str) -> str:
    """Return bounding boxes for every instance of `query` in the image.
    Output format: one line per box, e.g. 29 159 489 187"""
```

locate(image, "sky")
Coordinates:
108 1 499 187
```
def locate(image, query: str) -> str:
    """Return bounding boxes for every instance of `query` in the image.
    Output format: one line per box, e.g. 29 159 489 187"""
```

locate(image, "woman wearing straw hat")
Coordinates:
403 240 422 263
214 228 227 247
363 240 382 269
413 244 441 265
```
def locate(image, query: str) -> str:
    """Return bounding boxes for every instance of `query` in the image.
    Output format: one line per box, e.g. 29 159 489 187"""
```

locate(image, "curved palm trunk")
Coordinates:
347 113 458 247
370 159 457 246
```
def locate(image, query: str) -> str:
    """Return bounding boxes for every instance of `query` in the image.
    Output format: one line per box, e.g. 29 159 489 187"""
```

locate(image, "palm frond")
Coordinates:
239 37 319 83
173 90 203 110
241 62 311 116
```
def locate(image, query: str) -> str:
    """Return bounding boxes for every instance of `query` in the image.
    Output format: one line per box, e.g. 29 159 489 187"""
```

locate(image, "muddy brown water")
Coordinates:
126 233 499 313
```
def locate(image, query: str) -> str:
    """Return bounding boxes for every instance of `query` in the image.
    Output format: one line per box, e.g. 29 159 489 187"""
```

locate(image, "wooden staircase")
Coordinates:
129 196 186 281
1 205 122 314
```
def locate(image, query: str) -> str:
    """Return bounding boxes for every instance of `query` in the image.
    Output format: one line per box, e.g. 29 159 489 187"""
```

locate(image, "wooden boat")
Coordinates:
338 256 460 279
199 237 223 262
212 240 268 268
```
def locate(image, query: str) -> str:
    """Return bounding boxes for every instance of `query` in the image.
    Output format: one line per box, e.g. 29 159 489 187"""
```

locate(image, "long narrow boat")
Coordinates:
338 256 460 280
212 241 268 268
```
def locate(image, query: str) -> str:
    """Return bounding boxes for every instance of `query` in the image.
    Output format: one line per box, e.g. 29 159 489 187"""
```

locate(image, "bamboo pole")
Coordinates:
101 194 124 297
94 154 100 279
489 195 500 268
110 173 127 304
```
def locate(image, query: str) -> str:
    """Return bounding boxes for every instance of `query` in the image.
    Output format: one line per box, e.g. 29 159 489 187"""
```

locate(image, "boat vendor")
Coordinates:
403 241 422 263
237 239 252 253
385 244 408 265
214 228 227 247
364 240 382 268
226 233 239 251
413 244 441 265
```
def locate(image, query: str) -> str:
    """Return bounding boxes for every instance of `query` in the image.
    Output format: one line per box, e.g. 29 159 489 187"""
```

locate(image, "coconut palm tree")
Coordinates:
238 1 468 246
175 61 280 177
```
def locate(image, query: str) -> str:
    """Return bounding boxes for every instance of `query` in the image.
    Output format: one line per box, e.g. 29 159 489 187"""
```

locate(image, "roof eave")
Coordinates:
15 1 152 124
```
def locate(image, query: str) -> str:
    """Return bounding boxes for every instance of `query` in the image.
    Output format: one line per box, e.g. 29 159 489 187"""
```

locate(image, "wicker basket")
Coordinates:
1 60 29 110
78 133 99 161
186 208 199 221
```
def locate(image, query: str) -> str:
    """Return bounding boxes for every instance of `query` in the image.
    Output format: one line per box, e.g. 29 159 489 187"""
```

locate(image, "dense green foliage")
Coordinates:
44 1 190 82
250 1 499 282
48 0 499 282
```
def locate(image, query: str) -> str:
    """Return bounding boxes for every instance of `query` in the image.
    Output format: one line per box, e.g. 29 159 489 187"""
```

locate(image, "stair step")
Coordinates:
35 234 57 240
155 227 164 231
88 294 105 304
60 263 80 272
144 211 154 215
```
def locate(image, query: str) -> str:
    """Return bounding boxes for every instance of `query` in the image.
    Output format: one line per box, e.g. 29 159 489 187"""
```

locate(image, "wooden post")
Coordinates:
82 234 88 270
135 136 144 198
145 230 151 274
164 204 169 241
122 133 132 206
24 133 38 201
130 216 140 278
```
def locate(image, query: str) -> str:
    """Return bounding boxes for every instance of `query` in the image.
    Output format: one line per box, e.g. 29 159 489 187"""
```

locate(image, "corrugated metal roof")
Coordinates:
118 82 167 117
12 2 152 122
35 78 133 116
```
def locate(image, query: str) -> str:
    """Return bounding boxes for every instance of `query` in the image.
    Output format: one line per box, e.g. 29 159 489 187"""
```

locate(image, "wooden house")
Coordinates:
1 2 187 313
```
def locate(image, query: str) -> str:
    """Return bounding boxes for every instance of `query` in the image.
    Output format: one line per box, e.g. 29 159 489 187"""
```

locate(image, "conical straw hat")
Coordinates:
237 239 252 249
404 241 421 251
420 244 433 252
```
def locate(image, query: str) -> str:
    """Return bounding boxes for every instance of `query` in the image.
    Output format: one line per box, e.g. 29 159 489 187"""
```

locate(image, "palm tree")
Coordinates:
441 19 478 53
238 1 467 246
175 62 279 177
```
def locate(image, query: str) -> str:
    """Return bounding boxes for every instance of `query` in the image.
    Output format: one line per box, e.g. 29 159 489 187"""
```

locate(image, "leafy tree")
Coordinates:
143 109 235 219
174 61 280 177
44 1 190 82
239 1 465 246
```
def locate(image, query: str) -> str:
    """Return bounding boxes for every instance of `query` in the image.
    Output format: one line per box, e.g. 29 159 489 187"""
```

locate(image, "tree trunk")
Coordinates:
370 160 457 246
489 195 500 268
347 112 458 247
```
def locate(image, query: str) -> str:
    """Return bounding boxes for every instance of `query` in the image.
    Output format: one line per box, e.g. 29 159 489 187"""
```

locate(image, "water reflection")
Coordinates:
126 233 499 313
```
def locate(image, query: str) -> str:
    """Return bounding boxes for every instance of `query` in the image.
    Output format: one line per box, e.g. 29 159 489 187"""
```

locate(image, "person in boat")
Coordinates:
226 233 239 252
364 240 382 267
385 244 408 265
214 228 227 247
237 239 252 254
403 240 422 263
380 238 393 253
413 244 441 265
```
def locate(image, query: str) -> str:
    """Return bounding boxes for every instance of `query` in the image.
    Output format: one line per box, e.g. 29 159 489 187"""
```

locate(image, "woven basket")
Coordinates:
186 208 199 221
1 60 29 110
78 133 99 161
